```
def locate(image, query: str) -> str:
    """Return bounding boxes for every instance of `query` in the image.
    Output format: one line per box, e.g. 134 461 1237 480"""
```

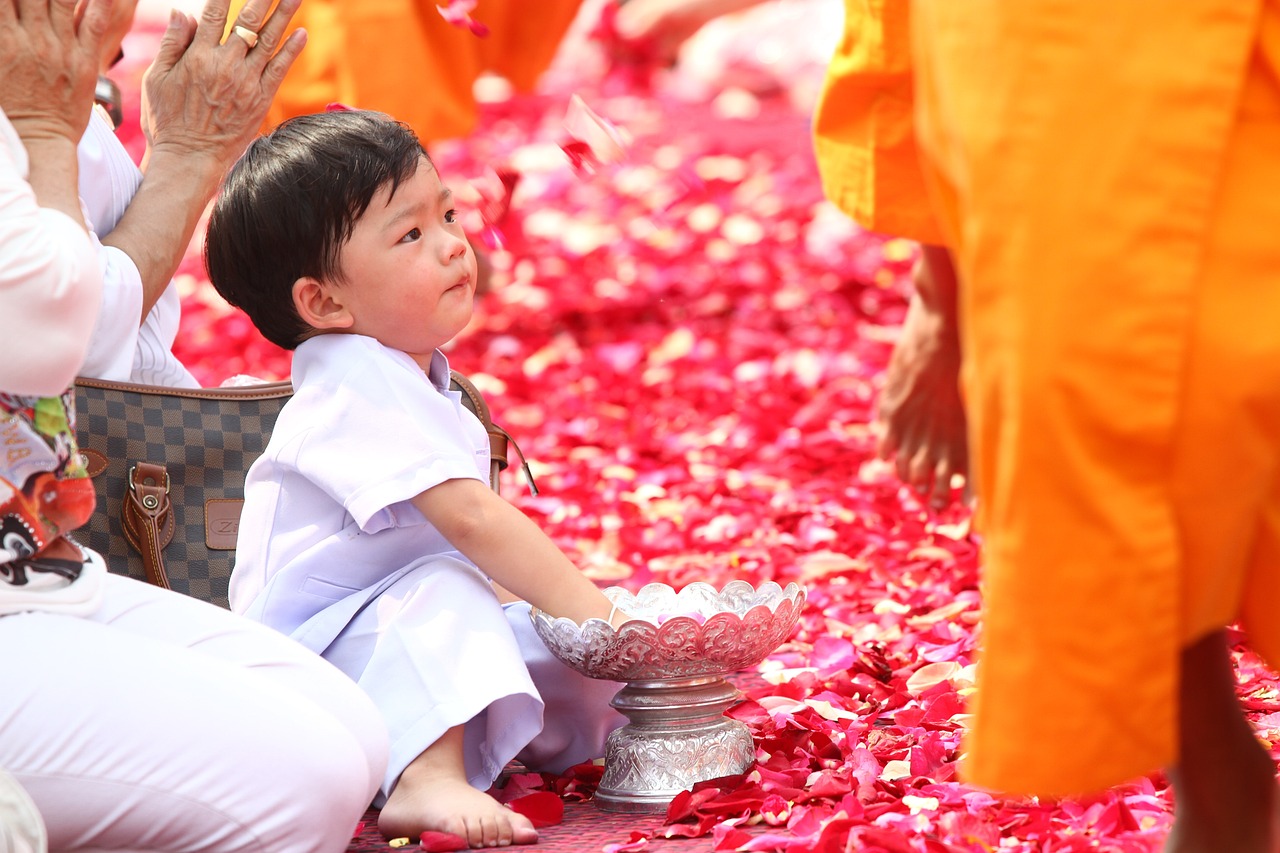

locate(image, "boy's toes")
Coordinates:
509 813 538 846
462 812 536 848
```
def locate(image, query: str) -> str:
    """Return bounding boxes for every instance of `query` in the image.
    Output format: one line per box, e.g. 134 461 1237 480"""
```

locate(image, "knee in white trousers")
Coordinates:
0 575 389 853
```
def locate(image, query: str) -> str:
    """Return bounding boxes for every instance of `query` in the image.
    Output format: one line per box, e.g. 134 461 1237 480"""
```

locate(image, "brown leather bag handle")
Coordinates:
449 370 537 496
122 461 175 590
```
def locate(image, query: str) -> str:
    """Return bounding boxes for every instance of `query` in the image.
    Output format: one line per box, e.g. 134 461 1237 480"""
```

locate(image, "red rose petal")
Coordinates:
435 0 488 37
418 830 468 852
507 791 564 828
603 831 651 853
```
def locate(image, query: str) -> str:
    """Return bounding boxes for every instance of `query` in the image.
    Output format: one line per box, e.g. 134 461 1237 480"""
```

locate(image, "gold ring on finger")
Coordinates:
232 25 260 49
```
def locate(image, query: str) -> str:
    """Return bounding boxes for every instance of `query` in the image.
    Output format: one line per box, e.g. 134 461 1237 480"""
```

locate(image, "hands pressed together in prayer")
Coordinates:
0 0 110 222
100 0 306 322
0 0 108 144
141 0 305 167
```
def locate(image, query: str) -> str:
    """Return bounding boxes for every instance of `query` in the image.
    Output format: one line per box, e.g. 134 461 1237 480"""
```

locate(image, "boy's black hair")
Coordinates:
205 110 428 350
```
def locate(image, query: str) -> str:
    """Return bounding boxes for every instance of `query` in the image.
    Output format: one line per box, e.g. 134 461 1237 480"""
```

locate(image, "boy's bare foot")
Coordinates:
379 773 537 848
378 726 537 848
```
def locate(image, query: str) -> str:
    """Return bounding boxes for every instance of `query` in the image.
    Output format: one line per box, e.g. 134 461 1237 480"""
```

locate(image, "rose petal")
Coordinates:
418 831 467 852
507 791 564 828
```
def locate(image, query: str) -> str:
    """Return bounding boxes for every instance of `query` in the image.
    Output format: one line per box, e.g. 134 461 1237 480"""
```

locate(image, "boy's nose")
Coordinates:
443 232 469 261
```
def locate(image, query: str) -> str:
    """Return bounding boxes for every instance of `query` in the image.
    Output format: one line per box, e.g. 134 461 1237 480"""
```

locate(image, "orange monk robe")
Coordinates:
812 0 943 246
815 0 1280 798
236 0 583 143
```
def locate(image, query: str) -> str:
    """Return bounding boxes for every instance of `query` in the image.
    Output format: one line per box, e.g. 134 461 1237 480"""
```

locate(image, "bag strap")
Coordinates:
121 461 175 590
449 370 538 496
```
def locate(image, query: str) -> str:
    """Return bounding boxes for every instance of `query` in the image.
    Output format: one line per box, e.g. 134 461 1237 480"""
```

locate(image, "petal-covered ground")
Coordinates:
113 5 1280 851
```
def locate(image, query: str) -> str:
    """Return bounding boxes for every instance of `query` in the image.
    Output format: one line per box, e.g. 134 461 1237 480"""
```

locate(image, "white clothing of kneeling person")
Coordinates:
0 7 389 852
207 109 625 848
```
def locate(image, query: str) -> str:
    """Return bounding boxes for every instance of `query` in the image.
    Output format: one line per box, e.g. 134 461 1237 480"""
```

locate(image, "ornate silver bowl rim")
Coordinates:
530 580 806 681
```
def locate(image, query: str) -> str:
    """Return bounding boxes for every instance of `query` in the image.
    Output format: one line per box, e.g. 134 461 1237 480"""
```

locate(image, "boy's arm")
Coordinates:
412 478 615 626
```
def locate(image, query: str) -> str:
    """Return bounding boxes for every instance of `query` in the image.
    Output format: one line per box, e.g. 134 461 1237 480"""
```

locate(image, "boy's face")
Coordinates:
333 157 477 368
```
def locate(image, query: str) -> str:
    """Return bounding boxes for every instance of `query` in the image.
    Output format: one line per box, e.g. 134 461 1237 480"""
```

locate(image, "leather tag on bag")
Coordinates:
79 448 108 479
205 499 243 550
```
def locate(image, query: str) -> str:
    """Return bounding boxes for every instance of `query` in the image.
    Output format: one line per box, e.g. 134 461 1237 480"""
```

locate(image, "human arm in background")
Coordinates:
873 243 967 510
614 0 768 63
98 0 306 323
0 0 112 395
413 478 619 627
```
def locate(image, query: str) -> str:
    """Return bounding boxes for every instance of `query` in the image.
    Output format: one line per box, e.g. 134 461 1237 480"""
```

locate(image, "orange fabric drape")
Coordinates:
811 0 943 244
238 0 583 143
815 0 1280 797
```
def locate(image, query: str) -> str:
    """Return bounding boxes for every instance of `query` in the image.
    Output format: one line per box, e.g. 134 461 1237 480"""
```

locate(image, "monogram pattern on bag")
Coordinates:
72 380 291 608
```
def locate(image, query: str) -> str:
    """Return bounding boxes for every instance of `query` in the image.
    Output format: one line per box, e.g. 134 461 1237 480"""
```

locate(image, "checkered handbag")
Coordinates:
71 378 293 607
71 373 527 608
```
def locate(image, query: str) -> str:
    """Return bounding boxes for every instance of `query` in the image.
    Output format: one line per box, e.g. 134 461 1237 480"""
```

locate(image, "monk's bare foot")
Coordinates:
379 773 537 848
1166 631 1280 853
1163 777 1277 853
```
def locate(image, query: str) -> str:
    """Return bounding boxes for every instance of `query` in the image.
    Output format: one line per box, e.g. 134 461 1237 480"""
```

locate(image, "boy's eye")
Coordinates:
444 209 458 224
399 227 422 243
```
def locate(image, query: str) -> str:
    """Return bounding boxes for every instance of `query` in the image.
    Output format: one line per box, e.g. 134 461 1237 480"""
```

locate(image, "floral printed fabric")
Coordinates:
0 389 97 605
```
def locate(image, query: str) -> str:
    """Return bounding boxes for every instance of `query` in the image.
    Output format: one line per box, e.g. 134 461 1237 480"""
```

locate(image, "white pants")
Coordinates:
322 558 624 801
0 574 389 853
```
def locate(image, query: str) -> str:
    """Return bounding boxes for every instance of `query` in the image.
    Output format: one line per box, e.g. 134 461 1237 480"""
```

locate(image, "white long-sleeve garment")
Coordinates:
77 109 198 388
0 109 102 397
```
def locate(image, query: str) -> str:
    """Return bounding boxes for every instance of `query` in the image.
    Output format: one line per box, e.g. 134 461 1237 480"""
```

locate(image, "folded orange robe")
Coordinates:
239 0 582 142
812 0 943 245
815 0 1280 797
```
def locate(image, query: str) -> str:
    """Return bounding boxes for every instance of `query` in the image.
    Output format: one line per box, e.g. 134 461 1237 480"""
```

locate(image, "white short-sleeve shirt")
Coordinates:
229 335 491 645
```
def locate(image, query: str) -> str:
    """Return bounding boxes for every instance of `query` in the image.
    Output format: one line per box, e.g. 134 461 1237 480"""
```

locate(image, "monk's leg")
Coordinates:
1165 630 1277 853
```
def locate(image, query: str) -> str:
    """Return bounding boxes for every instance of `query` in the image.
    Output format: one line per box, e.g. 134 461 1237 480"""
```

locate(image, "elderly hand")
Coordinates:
140 0 305 166
0 0 113 142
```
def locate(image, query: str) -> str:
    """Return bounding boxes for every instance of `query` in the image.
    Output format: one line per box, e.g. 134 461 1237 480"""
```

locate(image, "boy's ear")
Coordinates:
293 276 354 331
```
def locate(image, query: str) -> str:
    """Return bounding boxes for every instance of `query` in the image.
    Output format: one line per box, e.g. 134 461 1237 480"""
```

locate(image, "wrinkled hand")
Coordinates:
0 0 113 142
140 0 305 165
875 260 969 511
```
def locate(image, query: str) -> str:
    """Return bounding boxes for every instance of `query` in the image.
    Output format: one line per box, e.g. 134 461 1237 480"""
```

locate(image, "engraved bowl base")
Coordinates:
594 675 755 813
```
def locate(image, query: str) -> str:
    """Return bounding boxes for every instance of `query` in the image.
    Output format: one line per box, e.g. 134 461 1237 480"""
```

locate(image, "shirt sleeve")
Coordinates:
0 110 103 395
293 342 489 534
75 109 199 387
811 0 946 245
78 239 145 382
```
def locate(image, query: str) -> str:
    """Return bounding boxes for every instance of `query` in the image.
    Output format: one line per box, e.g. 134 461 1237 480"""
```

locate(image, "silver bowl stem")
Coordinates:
595 674 755 813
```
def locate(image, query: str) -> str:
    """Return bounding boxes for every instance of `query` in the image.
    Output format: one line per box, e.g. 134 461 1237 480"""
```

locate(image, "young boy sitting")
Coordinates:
204 110 624 847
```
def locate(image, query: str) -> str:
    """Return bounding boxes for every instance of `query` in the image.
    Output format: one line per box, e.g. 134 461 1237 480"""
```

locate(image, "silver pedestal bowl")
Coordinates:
530 580 806 813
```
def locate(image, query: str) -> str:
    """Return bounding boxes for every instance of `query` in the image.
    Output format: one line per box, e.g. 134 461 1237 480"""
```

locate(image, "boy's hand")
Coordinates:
0 0 113 144
141 0 306 167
